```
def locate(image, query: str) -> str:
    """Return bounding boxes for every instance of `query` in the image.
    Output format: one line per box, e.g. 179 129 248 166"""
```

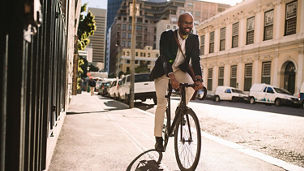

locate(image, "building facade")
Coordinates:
156 0 230 50
197 0 304 95
89 8 107 70
118 46 159 73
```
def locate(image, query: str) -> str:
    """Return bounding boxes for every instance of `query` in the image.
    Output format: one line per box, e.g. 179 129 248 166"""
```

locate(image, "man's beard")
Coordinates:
180 28 192 35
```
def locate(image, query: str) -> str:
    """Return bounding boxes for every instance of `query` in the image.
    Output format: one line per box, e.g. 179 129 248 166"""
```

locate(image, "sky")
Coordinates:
81 0 243 9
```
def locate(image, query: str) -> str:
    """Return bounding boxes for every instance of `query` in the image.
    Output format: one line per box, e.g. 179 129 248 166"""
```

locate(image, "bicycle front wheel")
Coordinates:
174 108 201 171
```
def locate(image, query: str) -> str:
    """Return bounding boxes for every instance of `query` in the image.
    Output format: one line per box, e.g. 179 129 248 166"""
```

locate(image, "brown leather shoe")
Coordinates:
155 137 164 152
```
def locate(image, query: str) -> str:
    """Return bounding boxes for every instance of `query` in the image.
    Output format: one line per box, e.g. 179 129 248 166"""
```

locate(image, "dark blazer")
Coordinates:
150 30 202 80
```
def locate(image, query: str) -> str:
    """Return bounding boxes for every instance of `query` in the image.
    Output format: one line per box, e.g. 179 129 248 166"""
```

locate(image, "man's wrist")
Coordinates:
168 72 175 79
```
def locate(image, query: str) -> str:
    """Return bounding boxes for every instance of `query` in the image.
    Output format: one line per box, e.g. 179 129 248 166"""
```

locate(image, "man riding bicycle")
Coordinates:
150 12 203 152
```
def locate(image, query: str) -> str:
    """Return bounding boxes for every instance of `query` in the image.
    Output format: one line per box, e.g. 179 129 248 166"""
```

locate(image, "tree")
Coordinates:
75 4 96 91
77 4 96 50
135 62 150 73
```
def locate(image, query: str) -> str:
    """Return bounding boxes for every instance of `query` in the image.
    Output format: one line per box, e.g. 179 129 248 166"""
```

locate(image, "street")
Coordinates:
137 97 304 168
48 93 304 171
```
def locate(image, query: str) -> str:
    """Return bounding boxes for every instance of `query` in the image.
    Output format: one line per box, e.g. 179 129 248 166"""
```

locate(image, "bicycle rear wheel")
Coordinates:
174 108 201 171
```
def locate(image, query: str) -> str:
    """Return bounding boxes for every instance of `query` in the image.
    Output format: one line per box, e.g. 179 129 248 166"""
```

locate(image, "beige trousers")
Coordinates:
154 70 195 137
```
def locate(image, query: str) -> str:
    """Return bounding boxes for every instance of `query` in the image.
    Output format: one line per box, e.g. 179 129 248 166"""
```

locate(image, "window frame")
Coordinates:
232 22 239 48
246 17 255 45
284 0 297 35
209 31 215 53
220 27 226 51
264 9 274 41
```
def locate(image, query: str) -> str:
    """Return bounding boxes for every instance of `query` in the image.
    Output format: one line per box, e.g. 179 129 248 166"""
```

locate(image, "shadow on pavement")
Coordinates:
127 149 163 171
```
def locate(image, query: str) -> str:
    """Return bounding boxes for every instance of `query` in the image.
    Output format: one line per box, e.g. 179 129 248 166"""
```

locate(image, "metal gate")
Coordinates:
0 0 71 170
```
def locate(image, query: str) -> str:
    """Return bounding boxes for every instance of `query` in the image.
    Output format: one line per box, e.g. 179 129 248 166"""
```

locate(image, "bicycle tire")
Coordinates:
126 149 163 171
174 108 201 171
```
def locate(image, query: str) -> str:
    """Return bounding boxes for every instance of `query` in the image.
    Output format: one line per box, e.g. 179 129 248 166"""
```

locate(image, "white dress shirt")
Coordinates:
172 31 187 72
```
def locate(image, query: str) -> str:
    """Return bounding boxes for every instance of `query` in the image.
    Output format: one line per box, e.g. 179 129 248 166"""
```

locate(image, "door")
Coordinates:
264 87 276 103
284 62 295 94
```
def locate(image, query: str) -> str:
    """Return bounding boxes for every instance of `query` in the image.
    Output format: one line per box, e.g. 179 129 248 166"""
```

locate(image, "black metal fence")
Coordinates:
0 0 71 170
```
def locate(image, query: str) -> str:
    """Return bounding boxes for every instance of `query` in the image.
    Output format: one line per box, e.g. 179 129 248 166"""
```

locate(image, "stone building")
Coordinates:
118 46 159 73
197 0 304 95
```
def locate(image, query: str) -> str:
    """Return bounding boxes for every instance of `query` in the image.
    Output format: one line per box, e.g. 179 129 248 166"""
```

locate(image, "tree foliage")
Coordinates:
77 3 96 50
135 62 150 73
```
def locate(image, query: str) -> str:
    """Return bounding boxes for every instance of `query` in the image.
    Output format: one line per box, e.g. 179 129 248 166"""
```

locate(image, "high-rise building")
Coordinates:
89 8 107 70
107 0 123 32
108 0 185 75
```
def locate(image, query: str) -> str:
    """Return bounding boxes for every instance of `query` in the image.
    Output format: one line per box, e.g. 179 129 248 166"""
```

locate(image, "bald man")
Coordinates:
150 13 203 152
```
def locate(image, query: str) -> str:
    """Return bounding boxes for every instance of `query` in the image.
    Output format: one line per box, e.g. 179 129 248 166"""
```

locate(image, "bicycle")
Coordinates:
161 82 206 171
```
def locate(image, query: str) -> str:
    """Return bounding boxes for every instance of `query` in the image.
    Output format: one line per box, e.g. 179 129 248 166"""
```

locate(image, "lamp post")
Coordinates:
130 0 137 108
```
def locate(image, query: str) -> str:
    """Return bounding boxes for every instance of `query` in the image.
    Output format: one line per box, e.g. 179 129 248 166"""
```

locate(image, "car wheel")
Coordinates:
153 97 157 105
302 102 304 109
124 94 130 104
275 99 281 106
249 97 255 104
215 96 220 102
232 97 236 102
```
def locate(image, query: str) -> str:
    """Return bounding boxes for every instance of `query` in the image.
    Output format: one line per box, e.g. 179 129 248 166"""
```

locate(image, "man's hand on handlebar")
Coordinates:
194 75 203 91
168 73 180 89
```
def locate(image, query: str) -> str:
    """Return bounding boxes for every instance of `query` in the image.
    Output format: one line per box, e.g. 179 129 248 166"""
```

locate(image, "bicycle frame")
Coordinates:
163 82 193 150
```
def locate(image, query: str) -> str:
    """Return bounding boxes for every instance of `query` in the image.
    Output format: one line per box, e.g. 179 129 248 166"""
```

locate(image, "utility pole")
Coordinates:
130 0 137 108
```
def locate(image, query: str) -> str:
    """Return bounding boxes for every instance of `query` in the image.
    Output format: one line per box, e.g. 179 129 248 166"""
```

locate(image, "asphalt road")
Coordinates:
135 98 304 168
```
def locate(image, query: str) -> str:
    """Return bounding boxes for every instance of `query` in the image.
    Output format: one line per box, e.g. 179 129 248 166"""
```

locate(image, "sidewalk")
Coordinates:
48 92 150 171
47 92 292 171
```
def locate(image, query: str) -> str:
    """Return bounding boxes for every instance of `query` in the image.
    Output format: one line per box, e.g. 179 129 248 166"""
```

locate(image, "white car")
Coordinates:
119 73 157 104
214 86 249 102
108 79 120 99
249 83 300 106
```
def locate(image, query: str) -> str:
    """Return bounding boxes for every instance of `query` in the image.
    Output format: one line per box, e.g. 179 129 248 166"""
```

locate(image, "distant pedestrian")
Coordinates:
88 77 96 96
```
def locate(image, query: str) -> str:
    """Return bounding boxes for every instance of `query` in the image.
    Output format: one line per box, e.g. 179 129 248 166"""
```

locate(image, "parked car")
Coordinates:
299 82 304 108
108 79 121 99
214 86 249 102
119 73 157 104
249 83 300 106
98 81 112 96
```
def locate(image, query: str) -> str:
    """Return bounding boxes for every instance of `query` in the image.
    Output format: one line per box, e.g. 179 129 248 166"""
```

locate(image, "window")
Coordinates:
122 32 126 38
261 61 271 84
220 27 226 51
246 17 255 45
207 68 213 90
136 25 142 31
230 65 237 87
209 31 214 53
264 9 274 40
285 1 297 35
122 24 126 30
135 60 138 64
244 63 252 91
200 35 205 55
232 22 239 48
218 67 224 86
127 59 130 64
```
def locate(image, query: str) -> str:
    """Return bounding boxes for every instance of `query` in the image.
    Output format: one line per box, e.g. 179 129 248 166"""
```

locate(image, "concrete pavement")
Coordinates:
47 92 294 171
